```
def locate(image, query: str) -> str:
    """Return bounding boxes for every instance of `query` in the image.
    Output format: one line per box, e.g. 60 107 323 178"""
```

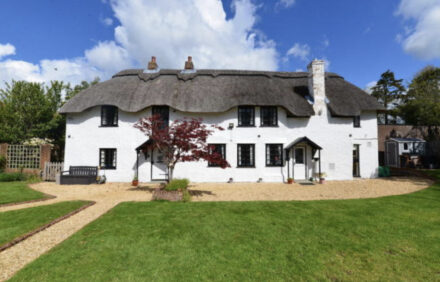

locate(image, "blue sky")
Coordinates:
0 0 439 90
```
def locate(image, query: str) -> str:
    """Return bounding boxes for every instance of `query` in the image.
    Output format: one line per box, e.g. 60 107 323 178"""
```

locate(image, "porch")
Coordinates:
285 137 322 181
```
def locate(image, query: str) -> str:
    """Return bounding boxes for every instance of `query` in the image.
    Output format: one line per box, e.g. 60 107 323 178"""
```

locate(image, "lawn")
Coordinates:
10 174 440 281
0 201 90 247
0 182 47 205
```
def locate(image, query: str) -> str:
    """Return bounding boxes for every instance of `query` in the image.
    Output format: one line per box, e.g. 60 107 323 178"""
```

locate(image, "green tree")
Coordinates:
64 78 99 102
371 70 406 124
0 78 99 161
398 66 440 140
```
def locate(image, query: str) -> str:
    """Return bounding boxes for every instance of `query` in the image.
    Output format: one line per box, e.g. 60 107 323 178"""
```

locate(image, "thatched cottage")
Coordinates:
60 57 383 182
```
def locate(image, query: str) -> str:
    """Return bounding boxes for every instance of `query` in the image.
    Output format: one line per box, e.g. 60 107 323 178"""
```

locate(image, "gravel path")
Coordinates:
0 177 433 281
0 183 154 281
189 177 433 202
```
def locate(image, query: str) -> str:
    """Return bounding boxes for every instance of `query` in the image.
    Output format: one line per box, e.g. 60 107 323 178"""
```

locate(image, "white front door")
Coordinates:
293 147 306 180
151 149 168 181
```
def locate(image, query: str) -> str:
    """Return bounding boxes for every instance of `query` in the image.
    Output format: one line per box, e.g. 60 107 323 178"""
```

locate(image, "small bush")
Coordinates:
182 190 192 202
0 172 27 182
26 174 42 183
165 178 189 191
0 156 6 173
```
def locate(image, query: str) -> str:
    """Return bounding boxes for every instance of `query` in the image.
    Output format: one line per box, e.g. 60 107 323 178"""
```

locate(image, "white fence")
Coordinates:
43 162 64 181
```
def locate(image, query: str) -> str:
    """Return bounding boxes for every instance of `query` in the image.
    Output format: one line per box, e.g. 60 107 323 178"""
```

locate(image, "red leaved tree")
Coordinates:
134 115 230 181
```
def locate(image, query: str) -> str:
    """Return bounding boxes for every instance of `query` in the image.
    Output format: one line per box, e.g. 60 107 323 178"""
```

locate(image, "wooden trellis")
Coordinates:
6 145 41 169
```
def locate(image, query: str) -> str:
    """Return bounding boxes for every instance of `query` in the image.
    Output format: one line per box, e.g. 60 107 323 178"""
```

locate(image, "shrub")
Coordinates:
0 172 27 182
26 174 42 183
0 156 6 173
165 178 189 191
182 190 192 202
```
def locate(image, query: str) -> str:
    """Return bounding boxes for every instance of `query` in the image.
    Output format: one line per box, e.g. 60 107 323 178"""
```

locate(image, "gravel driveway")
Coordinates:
0 177 433 281
189 177 433 201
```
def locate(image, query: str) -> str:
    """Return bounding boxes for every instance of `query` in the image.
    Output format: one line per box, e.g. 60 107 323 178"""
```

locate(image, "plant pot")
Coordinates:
319 178 325 184
287 179 294 184
132 180 139 186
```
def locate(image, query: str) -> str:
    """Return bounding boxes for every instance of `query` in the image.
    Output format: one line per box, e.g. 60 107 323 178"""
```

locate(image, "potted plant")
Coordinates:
318 172 326 184
287 177 294 184
132 176 139 187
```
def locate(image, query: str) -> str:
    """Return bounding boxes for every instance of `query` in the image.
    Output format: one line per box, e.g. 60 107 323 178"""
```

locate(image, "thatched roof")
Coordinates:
60 69 383 116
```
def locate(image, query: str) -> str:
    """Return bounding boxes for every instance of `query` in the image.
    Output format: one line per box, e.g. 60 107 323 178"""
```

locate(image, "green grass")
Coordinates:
0 201 89 247
10 173 440 281
0 182 46 205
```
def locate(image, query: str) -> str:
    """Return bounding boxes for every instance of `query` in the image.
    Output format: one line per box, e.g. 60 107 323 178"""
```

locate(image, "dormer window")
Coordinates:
261 106 278 127
353 115 361 128
238 106 255 127
101 106 118 127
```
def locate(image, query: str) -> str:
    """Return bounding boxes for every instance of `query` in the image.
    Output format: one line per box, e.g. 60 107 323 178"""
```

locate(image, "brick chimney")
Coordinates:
184 56 194 70
147 56 158 70
307 59 326 116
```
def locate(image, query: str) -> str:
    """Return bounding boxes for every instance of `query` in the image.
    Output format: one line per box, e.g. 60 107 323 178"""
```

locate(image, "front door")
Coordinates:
151 149 168 181
293 146 306 180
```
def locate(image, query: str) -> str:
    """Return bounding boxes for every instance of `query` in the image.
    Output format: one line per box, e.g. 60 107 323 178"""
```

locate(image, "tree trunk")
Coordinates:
167 166 174 183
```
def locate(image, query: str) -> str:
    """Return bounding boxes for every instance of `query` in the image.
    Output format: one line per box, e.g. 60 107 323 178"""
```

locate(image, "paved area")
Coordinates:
0 177 433 281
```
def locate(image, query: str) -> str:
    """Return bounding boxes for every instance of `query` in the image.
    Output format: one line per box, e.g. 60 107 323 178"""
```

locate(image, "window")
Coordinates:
101 106 118 126
100 149 117 169
294 148 304 164
237 144 255 167
152 106 169 129
266 144 283 166
260 106 278 127
208 144 226 167
353 115 361 128
238 106 255 127
403 143 408 150
353 144 360 177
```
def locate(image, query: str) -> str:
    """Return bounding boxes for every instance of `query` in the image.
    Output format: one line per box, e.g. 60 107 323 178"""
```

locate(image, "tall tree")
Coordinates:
398 66 440 140
371 70 406 124
135 115 230 181
0 78 99 161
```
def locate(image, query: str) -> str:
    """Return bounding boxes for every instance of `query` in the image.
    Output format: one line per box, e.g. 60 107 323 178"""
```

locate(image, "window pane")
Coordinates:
267 144 283 166
100 149 117 169
101 106 118 126
238 107 254 126
261 107 277 126
353 116 360 128
295 148 304 164
238 144 254 167
208 144 226 166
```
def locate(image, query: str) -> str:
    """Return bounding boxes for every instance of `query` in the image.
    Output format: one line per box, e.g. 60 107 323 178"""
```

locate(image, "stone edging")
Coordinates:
0 201 96 252
0 193 56 208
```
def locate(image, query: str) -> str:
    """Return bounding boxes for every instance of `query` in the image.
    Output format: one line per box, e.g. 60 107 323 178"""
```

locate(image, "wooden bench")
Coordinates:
60 166 98 185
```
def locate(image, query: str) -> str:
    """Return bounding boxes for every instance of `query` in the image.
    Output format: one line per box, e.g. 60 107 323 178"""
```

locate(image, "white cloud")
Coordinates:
396 0 440 60
285 43 310 61
365 81 377 94
101 17 114 26
276 0 295 8
0 0 279 88
0 57 103 87
108 0 278 70
0 43 16 59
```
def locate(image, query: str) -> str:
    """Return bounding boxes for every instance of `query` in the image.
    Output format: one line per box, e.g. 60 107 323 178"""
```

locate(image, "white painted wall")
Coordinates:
64 106 379 182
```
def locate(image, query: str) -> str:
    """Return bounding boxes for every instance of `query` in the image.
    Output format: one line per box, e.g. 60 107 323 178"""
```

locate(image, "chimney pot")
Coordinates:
184 56 194 70
148 56 158 70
